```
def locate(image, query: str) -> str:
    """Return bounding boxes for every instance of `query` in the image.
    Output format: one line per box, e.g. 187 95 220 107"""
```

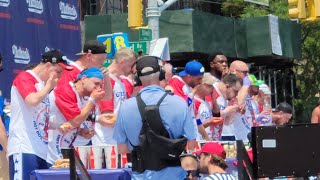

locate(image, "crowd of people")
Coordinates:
0 42 317 180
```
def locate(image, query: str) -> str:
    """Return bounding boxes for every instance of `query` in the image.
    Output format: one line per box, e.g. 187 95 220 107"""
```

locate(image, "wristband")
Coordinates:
95 115 100 123
88 97 96 105
196 119 202 126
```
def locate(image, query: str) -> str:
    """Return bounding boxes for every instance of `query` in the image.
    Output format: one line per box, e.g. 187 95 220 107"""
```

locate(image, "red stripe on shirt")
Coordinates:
12 71 38 99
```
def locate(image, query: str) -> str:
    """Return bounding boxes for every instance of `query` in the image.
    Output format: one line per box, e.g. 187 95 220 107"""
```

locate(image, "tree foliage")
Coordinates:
221 0 320 122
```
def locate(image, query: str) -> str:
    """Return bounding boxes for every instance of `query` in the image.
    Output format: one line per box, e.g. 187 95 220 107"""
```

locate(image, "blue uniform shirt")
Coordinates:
113 85 197 180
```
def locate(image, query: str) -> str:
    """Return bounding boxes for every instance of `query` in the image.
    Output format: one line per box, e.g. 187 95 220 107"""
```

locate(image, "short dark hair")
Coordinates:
222 73 241 86
274 102 293 114
207 52 225 64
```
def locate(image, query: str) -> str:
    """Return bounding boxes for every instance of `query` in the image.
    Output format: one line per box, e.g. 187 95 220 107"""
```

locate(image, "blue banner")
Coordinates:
0 0 81 100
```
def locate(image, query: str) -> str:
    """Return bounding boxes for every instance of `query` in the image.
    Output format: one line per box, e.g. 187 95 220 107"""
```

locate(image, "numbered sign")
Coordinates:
112 33 129 53
97 32 129 59
97 34 114 58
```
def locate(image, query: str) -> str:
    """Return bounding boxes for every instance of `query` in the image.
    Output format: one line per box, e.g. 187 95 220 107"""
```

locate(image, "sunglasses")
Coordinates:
236 69 249 75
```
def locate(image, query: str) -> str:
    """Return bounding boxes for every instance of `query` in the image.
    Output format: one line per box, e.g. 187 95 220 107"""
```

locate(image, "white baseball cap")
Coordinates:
259 84 271 95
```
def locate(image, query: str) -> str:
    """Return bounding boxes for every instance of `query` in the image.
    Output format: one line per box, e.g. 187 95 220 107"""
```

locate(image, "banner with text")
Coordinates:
0 0 81 99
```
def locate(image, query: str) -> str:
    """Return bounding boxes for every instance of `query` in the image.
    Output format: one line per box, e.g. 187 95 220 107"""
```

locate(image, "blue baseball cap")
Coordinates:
179 61 205 77
77 68 104 80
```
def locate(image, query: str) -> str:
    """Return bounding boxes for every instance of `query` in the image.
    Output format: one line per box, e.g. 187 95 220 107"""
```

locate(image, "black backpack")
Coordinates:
131 91 188 173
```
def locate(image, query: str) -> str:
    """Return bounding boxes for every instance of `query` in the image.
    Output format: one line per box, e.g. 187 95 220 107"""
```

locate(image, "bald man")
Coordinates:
229 60 249 80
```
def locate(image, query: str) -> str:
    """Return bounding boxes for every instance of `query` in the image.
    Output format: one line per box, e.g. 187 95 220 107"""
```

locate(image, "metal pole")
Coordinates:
147 0 161 40
159 0 179 11
258 66 262 80
273 70 278 106
290 75 294 113
268 69 272 107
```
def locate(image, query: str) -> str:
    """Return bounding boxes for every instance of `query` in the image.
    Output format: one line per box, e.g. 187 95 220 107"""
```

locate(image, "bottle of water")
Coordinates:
261 98 272 124
263 98 271 112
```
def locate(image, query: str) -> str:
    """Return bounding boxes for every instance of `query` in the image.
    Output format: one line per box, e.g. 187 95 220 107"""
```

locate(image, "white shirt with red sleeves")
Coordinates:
194 97 214 140
8 70 49 160
120 75 134 98
212 83 232 140
46 82 96 164
168 75 193 101
93 74 128 145
168 75 198 138
55 61 83 90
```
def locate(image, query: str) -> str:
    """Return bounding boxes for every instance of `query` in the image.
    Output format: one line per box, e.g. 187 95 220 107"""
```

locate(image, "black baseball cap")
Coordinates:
76 40 106 55
274 102 293 114
42 50 73 70
136 56 161 77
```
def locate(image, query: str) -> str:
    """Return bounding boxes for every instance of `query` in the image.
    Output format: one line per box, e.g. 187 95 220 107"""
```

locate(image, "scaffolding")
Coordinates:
250 64 295 111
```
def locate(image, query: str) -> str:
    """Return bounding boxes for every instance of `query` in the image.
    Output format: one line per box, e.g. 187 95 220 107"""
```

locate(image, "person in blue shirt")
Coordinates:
113 56 197 180
0 52 8 180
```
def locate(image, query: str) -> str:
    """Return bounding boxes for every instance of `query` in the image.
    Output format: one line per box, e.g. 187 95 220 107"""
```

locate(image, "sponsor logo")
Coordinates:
115 91 126 98
33 99 50 144
59 2 77 20
56 134 61 154
201 111 212 119
241 117 251 131
26 0 43 14
45 46 51 52
0 0 10 7
12 45 30 64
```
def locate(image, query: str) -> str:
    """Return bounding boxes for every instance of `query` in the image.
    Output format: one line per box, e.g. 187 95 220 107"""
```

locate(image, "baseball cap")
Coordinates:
274 102 293 114
77 68 104 80
195 142 226 159
259 84 271 95
248 74 264 86
136 56 161 77
179 61 205 77
76 40 106 55
42 50 73 70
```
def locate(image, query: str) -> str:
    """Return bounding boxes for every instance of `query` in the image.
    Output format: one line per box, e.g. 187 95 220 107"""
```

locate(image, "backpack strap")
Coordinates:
136 91 170 135
156 92 169 106
136 92 147 123
136 91 169 117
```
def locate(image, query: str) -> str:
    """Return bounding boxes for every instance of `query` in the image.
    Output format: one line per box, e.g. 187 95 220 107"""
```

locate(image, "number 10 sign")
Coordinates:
97 32 129 58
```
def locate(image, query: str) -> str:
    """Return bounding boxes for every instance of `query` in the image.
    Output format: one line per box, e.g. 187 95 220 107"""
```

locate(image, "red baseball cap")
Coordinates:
195 142 226 159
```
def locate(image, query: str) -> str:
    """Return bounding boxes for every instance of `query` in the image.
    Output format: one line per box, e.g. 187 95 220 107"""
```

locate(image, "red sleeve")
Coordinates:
194 99 201 117
99 78 115 113
54 86 81 121
205 95 212 104
56 67 81 89
168 78 188 101
121 78 134 98
258 104 263 113
13 71 38 99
